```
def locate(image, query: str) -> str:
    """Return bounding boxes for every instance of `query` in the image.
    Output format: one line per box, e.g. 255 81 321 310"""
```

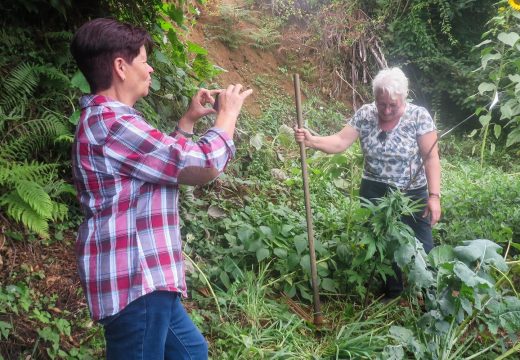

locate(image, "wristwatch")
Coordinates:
428 192 441 199
175 126 195 138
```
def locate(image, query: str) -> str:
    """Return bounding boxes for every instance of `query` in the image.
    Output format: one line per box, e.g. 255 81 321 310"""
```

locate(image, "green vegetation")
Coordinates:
1 1 519 359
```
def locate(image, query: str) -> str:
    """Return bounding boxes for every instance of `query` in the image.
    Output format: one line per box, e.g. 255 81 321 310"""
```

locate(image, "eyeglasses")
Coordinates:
377 131 388 143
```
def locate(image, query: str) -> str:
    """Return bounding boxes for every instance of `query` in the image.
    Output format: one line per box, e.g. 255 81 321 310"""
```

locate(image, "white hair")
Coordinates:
372 67 409 100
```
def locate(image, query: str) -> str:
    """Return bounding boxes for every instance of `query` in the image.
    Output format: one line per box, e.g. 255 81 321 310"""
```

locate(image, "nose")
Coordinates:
148 64 154 73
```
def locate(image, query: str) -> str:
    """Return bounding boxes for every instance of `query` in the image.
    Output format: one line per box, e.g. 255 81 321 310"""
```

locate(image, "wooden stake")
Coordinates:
293 74 324 326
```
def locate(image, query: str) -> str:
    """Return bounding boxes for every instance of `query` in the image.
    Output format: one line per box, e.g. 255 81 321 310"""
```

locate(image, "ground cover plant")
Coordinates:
1 0 519 359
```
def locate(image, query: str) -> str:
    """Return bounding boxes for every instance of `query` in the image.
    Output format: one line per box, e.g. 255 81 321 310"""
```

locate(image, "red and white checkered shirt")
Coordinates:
72 95 235 321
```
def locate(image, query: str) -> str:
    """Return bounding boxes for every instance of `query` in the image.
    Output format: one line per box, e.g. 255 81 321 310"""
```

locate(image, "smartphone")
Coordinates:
213 94 220 112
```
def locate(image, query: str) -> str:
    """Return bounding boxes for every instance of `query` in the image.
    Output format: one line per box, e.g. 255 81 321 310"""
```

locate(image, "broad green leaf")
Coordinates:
154 50 170 64
250 133 264 151
283 283 296 297
453 262 493 288
428 245 455 267
394 243 415 268
300 254 311 274
273 248 287 258
259 225 272 238
508 74 520 83
321 278 337 292
317 261 329 277
506 127 520 147
150 76 161 91
294 234 308 255
481 53 501 70
298 284 312 301
478 82 496 95
68 109 80 125
336 244 349 260
460 297 473 315
389 326 413 340
500 103 513 120
314 239 326 255
408 255 434 288
287 253 300 270
479 114 491 126
219 271 231 289
237 226 254 243
281 224 293 236
454 239 508 271
70 71 90 93
498 32 520 47
256 247 270 262
380 345 405 360
187 41 208 55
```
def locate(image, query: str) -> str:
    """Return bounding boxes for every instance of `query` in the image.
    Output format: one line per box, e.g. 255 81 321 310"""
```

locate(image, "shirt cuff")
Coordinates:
206 127 236 157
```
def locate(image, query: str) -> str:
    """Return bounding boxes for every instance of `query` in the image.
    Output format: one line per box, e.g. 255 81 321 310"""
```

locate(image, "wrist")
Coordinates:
428 192 441 199
175 125 195 138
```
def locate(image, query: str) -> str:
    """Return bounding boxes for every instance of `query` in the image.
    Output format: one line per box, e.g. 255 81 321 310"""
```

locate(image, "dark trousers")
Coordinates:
359 178 433 297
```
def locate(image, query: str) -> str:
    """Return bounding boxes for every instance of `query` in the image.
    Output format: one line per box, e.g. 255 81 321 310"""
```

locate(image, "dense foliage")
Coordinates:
1 1 519 359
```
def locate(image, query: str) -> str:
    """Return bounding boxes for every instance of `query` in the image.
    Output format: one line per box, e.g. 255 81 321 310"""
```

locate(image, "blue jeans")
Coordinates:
99 291 208 360
359 178 434 297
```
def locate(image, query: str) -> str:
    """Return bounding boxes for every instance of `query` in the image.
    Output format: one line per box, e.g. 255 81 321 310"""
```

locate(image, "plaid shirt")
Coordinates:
72 95 235 321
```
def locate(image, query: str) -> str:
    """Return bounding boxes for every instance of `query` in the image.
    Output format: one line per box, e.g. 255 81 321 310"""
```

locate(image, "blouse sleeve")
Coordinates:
415 107 436 136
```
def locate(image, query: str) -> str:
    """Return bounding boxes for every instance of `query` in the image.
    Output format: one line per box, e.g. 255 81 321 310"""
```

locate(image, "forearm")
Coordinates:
424 156 441 195
308 134 344 153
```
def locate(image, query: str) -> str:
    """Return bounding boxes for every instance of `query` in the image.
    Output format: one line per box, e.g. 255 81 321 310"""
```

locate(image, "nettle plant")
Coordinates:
473 1 520 163
369 192 520 359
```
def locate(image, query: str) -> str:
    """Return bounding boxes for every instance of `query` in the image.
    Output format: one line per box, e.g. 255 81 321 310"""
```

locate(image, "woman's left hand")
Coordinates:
423 197 441 226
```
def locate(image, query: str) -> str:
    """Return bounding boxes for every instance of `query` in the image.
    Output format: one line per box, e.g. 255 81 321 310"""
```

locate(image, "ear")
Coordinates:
113 57 126 81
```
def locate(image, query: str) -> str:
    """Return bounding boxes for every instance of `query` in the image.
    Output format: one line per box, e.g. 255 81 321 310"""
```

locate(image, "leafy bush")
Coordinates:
435 157 520 250
470 1 520 162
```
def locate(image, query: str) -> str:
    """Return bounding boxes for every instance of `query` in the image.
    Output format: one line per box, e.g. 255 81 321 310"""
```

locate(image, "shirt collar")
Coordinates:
79 95 141 117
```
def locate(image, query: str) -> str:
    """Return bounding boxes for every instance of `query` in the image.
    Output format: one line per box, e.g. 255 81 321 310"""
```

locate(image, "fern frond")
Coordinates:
15 179 54 218
0 161 60 185
51 202 69 221
44 179 76 198
0 63 39 113
44 31 73 42
0 111 71 161
0 191 49 238
36 65 70 88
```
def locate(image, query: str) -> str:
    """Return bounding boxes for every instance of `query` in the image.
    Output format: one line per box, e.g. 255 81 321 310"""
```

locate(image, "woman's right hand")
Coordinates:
294 127 314 148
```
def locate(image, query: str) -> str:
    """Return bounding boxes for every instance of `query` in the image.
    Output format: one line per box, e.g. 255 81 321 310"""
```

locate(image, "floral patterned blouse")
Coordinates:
348 102 436 190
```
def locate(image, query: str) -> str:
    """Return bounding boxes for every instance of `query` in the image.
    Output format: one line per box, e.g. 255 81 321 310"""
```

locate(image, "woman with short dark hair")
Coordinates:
71 18 252 360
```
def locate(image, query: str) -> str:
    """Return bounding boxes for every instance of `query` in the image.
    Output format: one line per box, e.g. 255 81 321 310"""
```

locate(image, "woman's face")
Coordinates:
375 90 406 123
125 45 154 100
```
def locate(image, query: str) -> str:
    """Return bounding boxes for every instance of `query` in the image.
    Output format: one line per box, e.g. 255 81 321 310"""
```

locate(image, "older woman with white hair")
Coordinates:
294 67 441 300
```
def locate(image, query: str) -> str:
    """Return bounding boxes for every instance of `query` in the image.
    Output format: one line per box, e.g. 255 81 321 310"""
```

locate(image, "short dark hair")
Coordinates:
70 18 153 93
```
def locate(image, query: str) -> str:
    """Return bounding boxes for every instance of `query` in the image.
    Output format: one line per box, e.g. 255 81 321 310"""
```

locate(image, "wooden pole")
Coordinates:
293 74 323 326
